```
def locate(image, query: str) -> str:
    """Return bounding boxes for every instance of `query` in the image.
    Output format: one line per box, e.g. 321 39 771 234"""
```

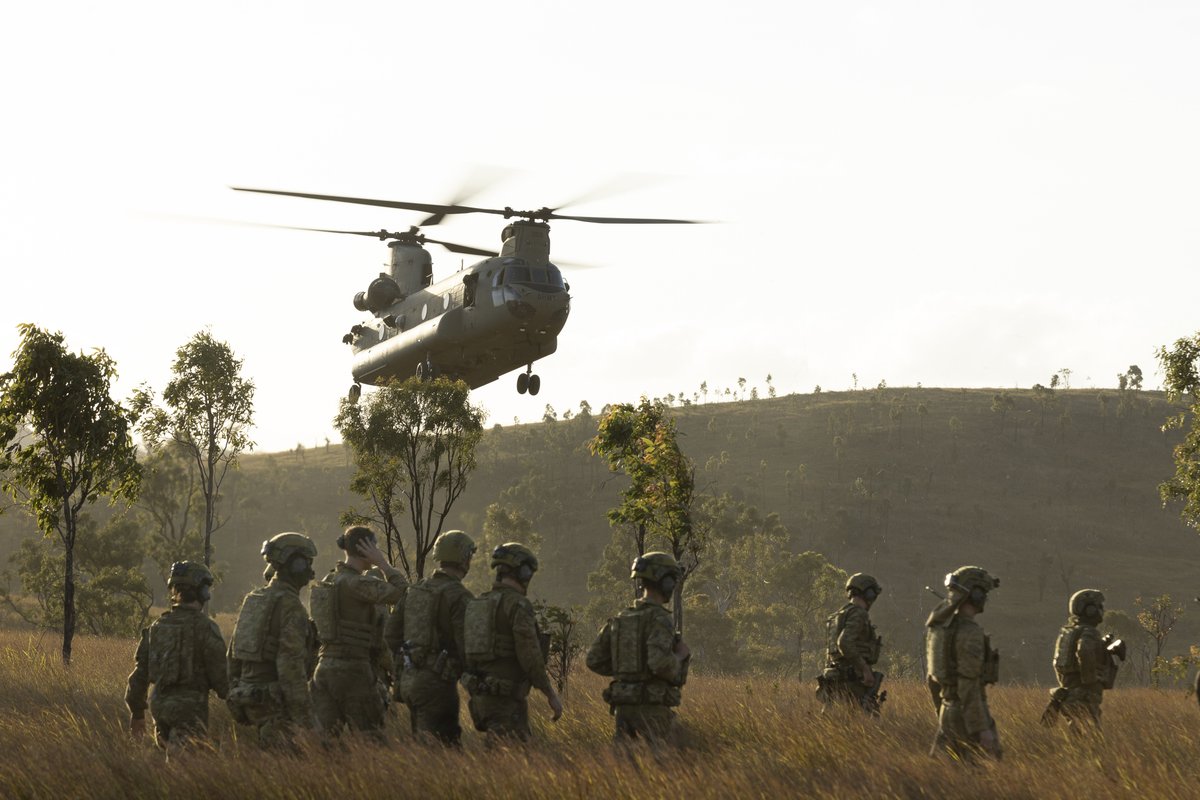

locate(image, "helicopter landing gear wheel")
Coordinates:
415 358 436 382
516 372 529 394
348 383 362 404
528 374 541 396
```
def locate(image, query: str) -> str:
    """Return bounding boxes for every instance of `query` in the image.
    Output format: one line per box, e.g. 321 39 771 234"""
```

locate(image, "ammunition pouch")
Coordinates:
225 681 282 725
460 672 524 698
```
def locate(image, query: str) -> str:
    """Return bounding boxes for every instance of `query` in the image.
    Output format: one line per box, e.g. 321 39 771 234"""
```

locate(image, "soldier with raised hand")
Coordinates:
310 525 407 739
386 529 476 745
586 551 690 744
1043 589 1125 730
461 542 563 741
226 532 319 748
126 561 229 749
817 572 885 714
926 565 1002 761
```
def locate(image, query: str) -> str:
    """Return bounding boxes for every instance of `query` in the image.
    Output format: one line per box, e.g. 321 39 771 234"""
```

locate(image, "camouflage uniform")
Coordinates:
817 601 882 711
1049 590 1120 729
311 561 406 737
927 566 1001 761
586 598 687 742
386 568 474 745
462 582 552 741
126 604 229 746
227 576 318 747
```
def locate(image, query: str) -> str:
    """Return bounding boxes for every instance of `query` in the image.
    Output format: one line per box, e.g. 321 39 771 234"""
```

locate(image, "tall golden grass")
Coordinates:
0 628 1195 799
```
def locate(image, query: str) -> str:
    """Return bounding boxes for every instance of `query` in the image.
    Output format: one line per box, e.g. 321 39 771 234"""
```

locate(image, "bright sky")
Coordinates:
3 2 1198 451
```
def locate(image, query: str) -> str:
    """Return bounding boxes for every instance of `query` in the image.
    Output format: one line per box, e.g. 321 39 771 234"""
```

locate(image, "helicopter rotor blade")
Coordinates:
231 186 492 218
548 173 666 215
421 237 498 258
545 212 704 224
420 164 517 227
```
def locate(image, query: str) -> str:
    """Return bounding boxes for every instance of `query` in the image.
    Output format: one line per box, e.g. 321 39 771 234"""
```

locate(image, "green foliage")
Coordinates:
133 442 204 585
533 601 583 696
0 324 141 663
2 516 152 637
588 398 702 630
466 502 542 595
1157 334 1200 529
335 377 483 580
134 330 254 566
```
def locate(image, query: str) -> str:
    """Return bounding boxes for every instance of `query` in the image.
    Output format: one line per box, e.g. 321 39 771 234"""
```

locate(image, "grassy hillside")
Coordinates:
2 386 1197 681
0 628 1196 799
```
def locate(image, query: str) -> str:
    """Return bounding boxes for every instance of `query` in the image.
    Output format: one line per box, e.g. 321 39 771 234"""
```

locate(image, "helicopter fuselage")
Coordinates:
348 252 570 389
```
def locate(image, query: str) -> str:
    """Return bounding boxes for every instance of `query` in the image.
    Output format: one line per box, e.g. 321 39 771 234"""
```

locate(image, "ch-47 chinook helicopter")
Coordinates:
231 186 699 399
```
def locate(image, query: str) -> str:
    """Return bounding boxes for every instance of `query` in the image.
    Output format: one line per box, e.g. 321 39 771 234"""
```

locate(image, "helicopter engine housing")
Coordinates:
388 241 434 296
354 273 404 313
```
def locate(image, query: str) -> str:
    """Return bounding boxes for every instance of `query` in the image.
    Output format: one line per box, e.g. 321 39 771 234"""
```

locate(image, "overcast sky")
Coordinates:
2 1 1197 451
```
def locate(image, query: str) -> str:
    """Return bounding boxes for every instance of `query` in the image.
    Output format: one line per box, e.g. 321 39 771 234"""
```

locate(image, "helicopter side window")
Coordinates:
463 274 477 308
505 265 531 285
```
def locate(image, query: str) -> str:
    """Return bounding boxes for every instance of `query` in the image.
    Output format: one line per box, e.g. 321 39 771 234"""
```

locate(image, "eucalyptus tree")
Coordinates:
0 324 141 664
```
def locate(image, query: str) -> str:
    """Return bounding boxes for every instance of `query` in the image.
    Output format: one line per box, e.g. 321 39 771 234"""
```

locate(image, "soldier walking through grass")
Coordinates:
226 532 319 748
125 561 228 750
1042 589 1125 730
926 565 1002 761
309 525 407 739
387 530 476 745
817 572 885 714
586 551 691 745
461 542 563 741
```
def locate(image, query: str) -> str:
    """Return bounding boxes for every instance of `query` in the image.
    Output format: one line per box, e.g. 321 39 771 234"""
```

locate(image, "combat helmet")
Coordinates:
631 551 681 594
944 565 999 608
261 532 318 568
1069 589 1105 620
491 542 538 581
846 572 882 602
168 560 214 590
433 530 477 565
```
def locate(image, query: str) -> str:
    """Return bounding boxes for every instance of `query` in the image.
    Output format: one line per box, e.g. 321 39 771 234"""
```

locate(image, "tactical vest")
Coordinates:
610 607 654 682
231 589 284 663
926 617 999 691
825 604 882 667
310 571 378 651
403 579 458 666
147 611 206 690
1053 624 1084 681
464 592 516 664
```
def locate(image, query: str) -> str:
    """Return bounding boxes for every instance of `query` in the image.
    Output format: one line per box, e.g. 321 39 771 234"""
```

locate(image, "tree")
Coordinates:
589 398 704 632
533 601 583 697
1135 594 1183 687
2 515 153 638
1157 334 1200 529
466 502 541 595
134 441 203 588
0 324 141 664
335 377 483 580
134 331 254 567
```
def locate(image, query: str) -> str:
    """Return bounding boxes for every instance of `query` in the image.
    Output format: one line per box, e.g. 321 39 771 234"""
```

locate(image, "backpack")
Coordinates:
464 593 502 662
148 613 195 688
231 589 282 662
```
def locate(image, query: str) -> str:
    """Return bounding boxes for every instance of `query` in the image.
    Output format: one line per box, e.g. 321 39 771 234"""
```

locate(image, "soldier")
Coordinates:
125 561 229 749
386 529 476 745
461 542 563 741
226 532 319 747
586 551 691 744
310 525 407 738
926 565 1002 761
817 572 885 714
1043 589 1125 730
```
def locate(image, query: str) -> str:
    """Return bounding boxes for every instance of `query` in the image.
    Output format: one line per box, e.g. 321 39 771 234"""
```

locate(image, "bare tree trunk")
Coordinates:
62 526 75 666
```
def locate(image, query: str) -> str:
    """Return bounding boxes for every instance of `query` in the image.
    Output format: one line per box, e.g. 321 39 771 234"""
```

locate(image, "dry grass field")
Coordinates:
0 629 1196 800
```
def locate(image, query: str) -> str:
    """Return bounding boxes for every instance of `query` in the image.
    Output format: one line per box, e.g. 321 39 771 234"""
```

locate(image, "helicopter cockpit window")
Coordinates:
501 263 565 292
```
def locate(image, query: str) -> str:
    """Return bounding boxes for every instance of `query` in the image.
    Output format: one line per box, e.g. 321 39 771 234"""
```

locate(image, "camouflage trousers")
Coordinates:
312 657 386 738
400 668 462 746
1061 687 1103 730
614 704 680 745
149 689 210 748
931 701 1000 762
467 693 530 741
816 676 869 711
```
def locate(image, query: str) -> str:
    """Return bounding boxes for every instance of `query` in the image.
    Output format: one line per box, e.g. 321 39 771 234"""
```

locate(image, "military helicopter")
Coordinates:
232 185 699 398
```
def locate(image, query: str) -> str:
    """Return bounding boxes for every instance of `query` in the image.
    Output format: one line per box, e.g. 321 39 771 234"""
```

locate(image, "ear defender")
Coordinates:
660 575 677 595
336 534 347 550
199 584 212 603
864 586 878 603
289 555 311 574
517 563 533 582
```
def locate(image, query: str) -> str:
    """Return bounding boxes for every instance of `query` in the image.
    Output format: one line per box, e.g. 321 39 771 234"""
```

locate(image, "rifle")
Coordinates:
860 671 887 715
1040 687 1069 727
